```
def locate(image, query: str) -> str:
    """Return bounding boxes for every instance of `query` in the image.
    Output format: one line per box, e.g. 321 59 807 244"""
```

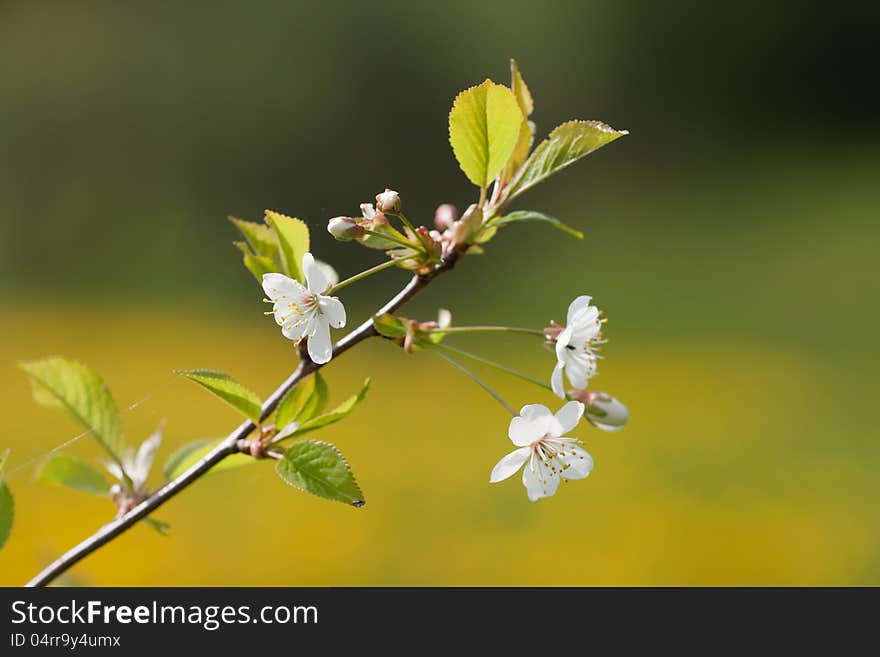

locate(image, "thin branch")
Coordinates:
430 342 552 391
25 251 460 587
428 347 517 416
425 325 545 336
329 258 399 294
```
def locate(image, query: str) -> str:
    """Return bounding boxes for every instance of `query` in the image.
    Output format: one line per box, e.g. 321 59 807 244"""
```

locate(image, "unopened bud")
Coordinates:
434 204 458 230
450 203 483 246
327 216 364 241
375 188 401 214
569 391 629 431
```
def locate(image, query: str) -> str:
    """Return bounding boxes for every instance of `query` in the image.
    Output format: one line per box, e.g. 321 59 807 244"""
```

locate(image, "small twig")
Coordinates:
428 347 517 416
25 252 459 587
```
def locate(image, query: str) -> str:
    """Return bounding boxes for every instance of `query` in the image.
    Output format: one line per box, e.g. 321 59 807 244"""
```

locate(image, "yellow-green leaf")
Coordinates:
510 58 534 117
275 440 364 507
163 438 255 480
372 313 407 338
175 369 263 423
275 376 317 431
229 216 280 260
265 210 309 283
37 454 110 496
296 372 328 424
0 481 12 551
492 210 583 239
279 379 370 441
506 120 628 201
19 357 126 465
142 517 171 535
448 79 523 188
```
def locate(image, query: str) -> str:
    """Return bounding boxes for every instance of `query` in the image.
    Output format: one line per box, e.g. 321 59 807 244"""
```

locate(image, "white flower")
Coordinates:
106 426 162 491
490 401 593 502
550 295 605 399
262 252 346 364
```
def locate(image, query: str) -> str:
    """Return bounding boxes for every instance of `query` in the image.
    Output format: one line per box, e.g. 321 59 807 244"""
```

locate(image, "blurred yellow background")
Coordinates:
1 1 877 585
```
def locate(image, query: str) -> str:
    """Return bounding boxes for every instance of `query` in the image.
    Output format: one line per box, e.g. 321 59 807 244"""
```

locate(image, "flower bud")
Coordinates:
450 203 483 247
434 204 458 230
327 216 364 241
375 188 401 214
569 391 629 431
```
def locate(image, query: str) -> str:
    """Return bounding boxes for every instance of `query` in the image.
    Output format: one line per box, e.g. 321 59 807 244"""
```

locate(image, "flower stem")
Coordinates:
431 342 552 392
362 229 425 252
393 212 416 233
425 325 545 337
429 348 517 416
330 258 399 294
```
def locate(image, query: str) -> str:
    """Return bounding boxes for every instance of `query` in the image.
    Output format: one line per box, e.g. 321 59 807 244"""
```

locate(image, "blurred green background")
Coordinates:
1 0 877 585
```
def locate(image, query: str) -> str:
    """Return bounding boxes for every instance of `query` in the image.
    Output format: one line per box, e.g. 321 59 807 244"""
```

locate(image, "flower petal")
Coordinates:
555 326 574 362
519 404 553 420
319 296 346 329
522 454 560 502
508 415 544 447
307 317 333 364
551 362 566 399
281 318 309 342
559 445 594 480
132 427 162 488
489 447 531 483
565 353 597 390
554 401 585 434
303 252 330 294
315 259 339 286
566 295 593 326
262 272 300 299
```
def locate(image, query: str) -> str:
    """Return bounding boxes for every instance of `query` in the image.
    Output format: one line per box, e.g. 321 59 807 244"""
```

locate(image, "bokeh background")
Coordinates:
1 0 877 585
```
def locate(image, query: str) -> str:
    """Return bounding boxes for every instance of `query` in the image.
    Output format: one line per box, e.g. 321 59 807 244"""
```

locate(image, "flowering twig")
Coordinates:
24 252 460 587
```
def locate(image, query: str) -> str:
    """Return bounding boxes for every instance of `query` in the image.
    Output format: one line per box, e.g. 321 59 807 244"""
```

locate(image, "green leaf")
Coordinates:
163 438 255 480
492 210 583 239
510 58 534 117
296 372 328 424
448 79 523 188
501 61 536 185
175 369 263 423
0 481 12 551
280 379 370 440
275 440 364 507
142 517 170 535
506 120 628 201
230 218 283 283
265 210 309 283
275 376 317 431
19 357 126 465
372 313 408 338
163 438 213 480
36 454 110 496
229 216 280 260
242 253 278 282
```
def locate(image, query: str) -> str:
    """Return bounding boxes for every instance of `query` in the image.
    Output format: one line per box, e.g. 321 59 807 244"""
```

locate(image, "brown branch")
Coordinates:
25 252 460 587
